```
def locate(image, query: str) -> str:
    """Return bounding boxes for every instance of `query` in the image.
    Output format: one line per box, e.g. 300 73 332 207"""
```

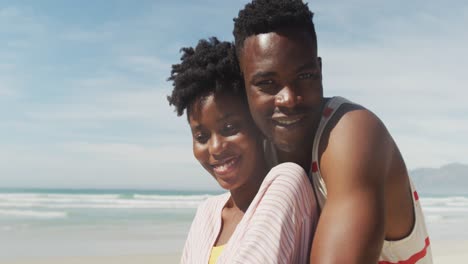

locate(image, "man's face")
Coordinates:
239 29 324 153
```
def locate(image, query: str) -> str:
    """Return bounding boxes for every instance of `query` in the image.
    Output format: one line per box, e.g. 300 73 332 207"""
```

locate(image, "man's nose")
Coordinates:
275 85 302 108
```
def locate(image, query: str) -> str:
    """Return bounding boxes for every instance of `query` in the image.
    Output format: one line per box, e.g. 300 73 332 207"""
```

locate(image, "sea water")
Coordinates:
0 188 467 259
0 188 220 259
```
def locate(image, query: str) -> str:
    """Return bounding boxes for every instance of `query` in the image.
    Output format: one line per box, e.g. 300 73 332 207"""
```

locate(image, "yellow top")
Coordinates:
208 244 225 264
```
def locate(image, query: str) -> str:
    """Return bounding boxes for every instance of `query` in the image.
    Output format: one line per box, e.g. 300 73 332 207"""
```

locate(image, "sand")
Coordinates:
1 240 467 264
0 254 181 264
431 240 468 263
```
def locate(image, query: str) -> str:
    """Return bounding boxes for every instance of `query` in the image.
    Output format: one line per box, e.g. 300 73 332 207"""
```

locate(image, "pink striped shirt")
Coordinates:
180 162 318 264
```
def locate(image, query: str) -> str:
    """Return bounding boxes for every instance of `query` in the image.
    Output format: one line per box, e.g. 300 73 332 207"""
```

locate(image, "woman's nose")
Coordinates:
208 134 226 156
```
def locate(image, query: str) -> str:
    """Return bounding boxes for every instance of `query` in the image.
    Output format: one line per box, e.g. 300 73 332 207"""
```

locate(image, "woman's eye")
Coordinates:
194 133 208 143
222 123 239 135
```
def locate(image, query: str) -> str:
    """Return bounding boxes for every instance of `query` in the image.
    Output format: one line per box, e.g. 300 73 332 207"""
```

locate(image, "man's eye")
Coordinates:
255 79 274 86
254 79 278 94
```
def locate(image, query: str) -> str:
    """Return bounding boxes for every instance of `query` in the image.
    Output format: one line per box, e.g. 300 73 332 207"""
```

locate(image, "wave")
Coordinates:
423 206 468 213
0 209 67 219
420 196 468 206
133 194 211 201
0 192 215 209
2 192 465 211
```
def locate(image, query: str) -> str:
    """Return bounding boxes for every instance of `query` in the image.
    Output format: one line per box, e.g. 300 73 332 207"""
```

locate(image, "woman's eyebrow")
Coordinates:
216 112 237 123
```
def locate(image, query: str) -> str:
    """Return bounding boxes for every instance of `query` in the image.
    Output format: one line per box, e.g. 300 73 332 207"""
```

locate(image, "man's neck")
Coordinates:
277 146 312 173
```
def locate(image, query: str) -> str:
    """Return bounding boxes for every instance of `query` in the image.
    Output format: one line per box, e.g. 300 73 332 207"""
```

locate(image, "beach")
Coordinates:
432 240 468 263
0 189 467 263
2 241 468 264
0 254 180 264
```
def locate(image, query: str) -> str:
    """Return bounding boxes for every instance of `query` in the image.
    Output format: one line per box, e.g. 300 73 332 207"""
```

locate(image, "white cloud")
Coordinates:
1 0 466 190
0 142 218 190
0 6 22 21
314 1 468 169
0 77 19 97
61 29 114 42
121 55 171 74
395 135 468 169
0 6 46 35
0 86 15 97
64 142 196 165
0 62 16 71
25 88 182 126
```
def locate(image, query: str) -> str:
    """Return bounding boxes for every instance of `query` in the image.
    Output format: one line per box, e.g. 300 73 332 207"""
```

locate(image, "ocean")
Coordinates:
0 188 467 260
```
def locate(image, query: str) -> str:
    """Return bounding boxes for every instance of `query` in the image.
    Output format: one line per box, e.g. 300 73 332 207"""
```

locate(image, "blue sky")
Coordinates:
1 0 467 190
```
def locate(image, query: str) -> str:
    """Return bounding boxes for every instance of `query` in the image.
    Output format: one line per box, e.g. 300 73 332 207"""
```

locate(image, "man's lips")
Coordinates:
211 156 240 175
272 114 306 127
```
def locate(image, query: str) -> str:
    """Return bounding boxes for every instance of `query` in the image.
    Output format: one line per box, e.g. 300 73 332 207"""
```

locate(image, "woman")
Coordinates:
168 37 317 264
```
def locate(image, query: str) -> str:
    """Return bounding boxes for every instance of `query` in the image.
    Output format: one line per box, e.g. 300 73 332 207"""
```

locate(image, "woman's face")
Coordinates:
188 92 264 191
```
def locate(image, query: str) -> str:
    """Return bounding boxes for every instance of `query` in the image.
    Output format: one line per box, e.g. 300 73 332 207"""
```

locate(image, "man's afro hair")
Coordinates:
233 0 316 52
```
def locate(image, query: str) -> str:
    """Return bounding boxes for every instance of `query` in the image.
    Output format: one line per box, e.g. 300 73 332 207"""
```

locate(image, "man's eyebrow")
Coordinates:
250 71 277 81
295 61 318 73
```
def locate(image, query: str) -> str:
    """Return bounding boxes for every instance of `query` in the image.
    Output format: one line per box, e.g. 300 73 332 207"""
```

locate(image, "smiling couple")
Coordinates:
168 0 433 263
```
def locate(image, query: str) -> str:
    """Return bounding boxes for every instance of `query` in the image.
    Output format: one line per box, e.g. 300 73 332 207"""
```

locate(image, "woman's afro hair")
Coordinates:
167 37 244 116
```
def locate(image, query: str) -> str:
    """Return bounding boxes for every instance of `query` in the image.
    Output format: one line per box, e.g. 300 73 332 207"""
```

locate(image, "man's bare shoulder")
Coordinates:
320 103 394 184
332 104 387 138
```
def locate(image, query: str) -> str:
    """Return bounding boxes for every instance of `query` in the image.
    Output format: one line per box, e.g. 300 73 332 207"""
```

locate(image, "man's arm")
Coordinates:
310 108 394 264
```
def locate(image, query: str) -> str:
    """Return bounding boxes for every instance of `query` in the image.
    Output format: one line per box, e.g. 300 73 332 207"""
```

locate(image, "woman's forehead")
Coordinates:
188 93 247 122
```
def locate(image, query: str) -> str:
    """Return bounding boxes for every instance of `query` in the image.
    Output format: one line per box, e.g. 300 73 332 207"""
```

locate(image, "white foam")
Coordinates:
423 206 468 213
425 214 445 223
419 196 468 214
0 209 67 219
420 196 468 206
133 194 211 201
0 192 214 209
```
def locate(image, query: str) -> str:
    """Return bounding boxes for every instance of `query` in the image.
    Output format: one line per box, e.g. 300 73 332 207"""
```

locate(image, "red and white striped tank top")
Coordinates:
310 96 433 263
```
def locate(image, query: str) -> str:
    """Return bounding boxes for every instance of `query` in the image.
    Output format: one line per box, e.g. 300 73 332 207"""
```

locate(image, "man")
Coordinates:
233 0 433 263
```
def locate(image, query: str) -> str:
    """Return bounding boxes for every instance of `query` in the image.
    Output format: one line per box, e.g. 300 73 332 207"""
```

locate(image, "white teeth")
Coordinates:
275 117 302 125
213 159 236 173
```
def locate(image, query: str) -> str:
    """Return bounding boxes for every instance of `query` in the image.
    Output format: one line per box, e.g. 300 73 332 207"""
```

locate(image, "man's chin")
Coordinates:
273 140 301 153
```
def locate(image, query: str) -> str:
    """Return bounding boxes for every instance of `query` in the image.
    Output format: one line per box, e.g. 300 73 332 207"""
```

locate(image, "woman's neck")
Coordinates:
215 158 268 246
227 160 268 212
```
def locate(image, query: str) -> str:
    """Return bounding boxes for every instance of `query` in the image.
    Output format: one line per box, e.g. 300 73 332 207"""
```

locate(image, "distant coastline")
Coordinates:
410 163 468 195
